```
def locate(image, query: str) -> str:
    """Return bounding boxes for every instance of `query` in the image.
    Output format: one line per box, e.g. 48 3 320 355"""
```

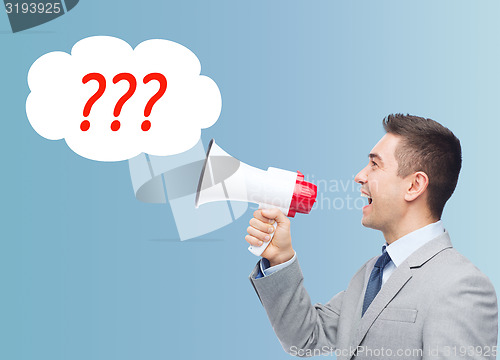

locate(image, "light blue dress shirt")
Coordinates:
255 220 445 281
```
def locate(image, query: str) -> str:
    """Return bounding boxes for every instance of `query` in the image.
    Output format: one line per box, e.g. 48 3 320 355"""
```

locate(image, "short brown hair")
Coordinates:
383 114 462 219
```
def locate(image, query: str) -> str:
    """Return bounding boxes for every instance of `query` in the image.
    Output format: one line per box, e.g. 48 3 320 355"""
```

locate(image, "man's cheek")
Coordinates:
369 178 381 194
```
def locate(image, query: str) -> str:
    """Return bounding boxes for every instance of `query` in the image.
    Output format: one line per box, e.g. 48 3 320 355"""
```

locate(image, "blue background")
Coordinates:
1 1 499 359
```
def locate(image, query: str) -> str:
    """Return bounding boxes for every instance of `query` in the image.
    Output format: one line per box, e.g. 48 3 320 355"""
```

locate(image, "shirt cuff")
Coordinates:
259 252 297 277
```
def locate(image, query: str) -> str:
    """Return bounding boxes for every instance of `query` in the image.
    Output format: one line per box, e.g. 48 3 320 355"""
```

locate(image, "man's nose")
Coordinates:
355 166 368 185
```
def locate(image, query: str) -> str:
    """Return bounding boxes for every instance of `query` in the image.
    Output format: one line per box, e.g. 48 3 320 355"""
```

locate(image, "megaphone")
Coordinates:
195 139 317 256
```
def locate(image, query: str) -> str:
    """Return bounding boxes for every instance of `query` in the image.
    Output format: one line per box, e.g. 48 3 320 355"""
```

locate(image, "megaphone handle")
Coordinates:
248 204 279 256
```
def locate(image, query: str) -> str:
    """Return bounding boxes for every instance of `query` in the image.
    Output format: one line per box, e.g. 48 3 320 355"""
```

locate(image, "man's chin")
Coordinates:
361 216 377 230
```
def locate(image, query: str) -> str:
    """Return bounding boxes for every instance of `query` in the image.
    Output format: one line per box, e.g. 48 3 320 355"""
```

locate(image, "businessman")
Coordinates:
246 114 498 359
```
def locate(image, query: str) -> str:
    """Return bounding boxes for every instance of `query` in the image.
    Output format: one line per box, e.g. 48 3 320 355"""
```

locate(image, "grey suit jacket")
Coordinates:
249 231 498 359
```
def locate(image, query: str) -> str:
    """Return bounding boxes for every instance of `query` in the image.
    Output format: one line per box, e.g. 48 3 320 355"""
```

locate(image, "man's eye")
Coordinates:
371 161 378 167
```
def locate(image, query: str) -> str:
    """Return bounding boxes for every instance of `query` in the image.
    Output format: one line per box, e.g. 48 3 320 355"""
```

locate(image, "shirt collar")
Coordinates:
385 220 445 267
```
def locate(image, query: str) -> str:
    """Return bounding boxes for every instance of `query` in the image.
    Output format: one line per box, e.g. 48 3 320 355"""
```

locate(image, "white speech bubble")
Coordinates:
26 36 222 161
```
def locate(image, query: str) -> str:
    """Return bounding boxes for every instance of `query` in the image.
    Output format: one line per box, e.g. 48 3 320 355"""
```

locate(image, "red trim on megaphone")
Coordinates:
288 171 317 217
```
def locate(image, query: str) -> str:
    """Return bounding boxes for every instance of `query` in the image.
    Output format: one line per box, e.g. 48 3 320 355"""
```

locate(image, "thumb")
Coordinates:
261 208 289 225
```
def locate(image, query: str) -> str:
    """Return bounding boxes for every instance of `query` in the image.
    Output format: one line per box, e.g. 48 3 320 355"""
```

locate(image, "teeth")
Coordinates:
361 193 372 199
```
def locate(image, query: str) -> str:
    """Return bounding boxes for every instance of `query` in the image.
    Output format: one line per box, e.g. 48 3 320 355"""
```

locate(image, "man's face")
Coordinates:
354 133 409 232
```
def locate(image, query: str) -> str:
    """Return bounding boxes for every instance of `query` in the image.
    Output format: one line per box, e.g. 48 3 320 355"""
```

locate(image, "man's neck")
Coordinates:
383 215 440 244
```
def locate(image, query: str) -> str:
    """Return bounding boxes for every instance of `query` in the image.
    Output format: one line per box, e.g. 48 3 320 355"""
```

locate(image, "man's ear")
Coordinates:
404 171 429 202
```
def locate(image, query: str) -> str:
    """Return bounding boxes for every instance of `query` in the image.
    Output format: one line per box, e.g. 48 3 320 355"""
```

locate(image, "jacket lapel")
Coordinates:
349 264 413 353
348 231 453 356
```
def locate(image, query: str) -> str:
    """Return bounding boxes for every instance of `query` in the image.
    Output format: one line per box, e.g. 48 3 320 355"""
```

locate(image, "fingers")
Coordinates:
249 217 275 234
247 211 275 248
253 210 275 225
246 209 291 252
247 224 272 242
245 234 266 247
260 208 289 226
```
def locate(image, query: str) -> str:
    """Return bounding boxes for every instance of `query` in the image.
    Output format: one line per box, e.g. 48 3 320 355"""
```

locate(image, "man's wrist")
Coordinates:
268 249 295 267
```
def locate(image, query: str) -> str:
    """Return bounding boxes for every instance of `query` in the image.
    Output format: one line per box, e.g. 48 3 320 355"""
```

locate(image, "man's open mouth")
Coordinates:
361 192 373 205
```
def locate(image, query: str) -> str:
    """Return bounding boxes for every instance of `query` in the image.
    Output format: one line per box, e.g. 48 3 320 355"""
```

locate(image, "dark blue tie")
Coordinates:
362 245 392 316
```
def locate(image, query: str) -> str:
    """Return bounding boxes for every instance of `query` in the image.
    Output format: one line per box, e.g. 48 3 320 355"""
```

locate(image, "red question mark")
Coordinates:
142 73 167 131
111 73 137 131
81 73 106 131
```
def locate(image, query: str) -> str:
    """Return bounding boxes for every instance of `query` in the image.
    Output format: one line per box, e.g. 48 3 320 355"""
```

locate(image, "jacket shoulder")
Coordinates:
425 247 496 295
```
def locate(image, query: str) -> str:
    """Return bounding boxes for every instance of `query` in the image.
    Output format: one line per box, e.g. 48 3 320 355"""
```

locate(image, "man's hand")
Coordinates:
245 208 295 267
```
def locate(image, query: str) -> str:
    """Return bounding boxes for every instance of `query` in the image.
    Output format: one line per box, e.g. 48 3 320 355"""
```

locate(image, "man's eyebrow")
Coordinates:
368 153 384 164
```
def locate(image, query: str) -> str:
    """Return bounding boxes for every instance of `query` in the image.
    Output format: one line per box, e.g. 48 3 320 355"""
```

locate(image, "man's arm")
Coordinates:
246 209 344 355
250 255 344 354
